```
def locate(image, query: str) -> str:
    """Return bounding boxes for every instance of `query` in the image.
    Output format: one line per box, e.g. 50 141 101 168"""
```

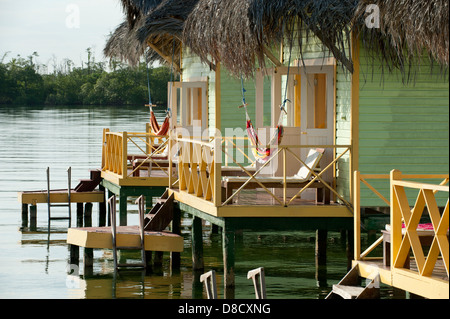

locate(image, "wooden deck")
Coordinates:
170 188 353 218
67 226 183 252
354 259 449 299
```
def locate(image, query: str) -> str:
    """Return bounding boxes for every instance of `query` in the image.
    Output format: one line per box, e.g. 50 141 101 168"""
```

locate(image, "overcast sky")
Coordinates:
0 0 125 70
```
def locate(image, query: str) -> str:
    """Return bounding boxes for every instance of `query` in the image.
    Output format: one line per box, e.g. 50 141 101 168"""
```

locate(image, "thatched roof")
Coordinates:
107 0 449 79
183 0 358 78
183 0 448 78
353 0 449 74
105 0 199 72
120 0 163 27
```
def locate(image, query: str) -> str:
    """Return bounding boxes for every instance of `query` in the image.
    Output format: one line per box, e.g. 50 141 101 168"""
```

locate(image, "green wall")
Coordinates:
357 45 449 207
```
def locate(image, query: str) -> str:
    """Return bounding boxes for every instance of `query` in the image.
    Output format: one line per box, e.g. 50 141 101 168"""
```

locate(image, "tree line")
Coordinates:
0 50 172 106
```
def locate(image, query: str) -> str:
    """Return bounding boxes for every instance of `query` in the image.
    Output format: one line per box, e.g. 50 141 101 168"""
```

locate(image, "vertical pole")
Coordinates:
69 244 79 266
84 248 94 269
76 203 83 227
390 169 402 269
171 204 181 270
213 134 221 206
192 216 204 270
21 204 28 228
283 147 287 206
315 229 327 265
119 193 127 226
315 229 328 288
168 130 173 188
84 203 93 227
98 184 106 227
353 170 361 260
223 222 235 288
29 205 37 231
122 132 128 179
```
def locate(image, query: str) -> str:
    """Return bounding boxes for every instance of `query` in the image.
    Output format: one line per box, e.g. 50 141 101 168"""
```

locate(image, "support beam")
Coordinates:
119 194 127 226
315 229 328 265
192 216 204 270
171 205 181 270
29 205 37 230
98 184 106 227
223 224 235 288
21 203 28 228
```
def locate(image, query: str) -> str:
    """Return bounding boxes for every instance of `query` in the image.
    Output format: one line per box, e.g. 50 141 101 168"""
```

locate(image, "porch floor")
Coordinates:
354 258 448 299
170 188 352 218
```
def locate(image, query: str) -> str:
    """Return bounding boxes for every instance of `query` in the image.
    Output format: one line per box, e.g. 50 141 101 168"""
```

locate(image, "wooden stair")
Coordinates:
326 265 380 299
144 190 174 231
109 195 146 269
74 169 102 192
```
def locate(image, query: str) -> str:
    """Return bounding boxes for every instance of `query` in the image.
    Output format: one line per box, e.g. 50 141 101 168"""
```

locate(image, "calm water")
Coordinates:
0 105 388 299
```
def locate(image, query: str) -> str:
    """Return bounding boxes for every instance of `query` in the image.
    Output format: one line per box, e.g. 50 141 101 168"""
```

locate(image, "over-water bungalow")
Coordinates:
82 0 448 298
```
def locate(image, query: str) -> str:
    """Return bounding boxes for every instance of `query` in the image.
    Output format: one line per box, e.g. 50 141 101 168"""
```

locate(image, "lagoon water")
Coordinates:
0 105 390 299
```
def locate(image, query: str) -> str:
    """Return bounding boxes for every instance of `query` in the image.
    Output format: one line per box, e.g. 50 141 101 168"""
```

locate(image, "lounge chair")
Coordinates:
221 148 330 204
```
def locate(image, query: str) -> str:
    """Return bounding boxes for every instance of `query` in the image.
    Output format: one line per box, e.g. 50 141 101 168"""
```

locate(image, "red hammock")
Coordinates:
246 118 284 163
149 109 170 136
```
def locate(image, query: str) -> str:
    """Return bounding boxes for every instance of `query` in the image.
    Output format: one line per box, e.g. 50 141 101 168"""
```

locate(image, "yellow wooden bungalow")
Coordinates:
94 0 448 298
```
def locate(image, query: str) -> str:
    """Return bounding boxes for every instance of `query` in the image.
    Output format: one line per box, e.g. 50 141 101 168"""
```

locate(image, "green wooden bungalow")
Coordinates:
102 0 448 297
106 0 449 208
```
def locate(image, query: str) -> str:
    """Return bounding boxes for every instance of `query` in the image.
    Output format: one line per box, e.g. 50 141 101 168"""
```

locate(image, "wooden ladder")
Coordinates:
47 167 72 224
325 265 380 299
109 195 146 269
144 189 174 231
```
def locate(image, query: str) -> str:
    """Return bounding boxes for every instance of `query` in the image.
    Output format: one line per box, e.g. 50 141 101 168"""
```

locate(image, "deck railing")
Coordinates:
390 170 449 279
102 128 171 181
353 171 449 262
170 134 352 208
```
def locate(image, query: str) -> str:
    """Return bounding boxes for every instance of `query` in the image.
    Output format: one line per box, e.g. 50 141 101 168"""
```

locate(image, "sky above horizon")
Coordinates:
0 0 125 70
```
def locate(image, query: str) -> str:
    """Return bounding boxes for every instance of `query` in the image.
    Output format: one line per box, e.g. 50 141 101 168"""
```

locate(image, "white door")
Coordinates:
300 65 334 183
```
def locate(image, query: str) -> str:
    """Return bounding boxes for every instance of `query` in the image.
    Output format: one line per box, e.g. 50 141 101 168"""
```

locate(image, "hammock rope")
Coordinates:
240 32 294 163
146 45 174 136
240 77 285 163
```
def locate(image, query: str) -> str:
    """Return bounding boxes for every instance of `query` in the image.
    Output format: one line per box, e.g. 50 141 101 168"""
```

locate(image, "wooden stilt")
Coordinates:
223 225 235 288
315 229 327 265
76 203 83 227
119 194 127 226
84 203 93 227
192 216 204 270
21 204 28 228
154 251 163 267
171 206 181 270
84 248 94 268
98 184 106 227
69 244 79 266
29 205 37 230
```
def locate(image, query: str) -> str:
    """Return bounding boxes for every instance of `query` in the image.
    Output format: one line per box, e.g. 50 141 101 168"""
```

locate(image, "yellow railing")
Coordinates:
353 171 449 262
170 134 352 208
102 128 170 181
390 170 449 279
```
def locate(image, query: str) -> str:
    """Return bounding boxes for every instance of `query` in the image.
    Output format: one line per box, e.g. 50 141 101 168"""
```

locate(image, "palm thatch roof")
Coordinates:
182 0 448 78
107 0 448 80
183 0 358 78
353 0 449 76
105 0 198 72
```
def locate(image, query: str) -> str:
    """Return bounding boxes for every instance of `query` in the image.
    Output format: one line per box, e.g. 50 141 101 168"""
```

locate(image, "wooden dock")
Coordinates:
18 188 105 229
67 226 183 268
19 189 104 205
